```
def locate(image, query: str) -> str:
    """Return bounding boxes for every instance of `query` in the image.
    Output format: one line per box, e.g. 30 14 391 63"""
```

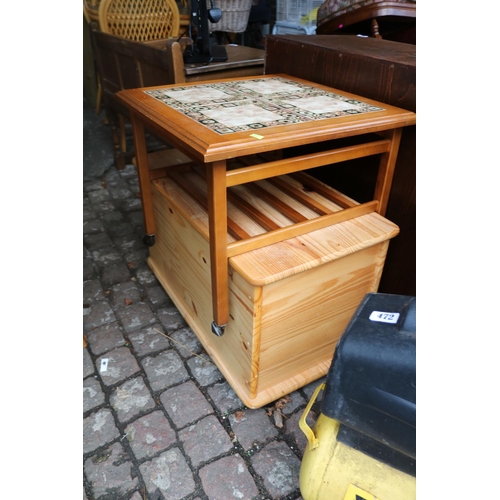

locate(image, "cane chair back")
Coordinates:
98 0 181 41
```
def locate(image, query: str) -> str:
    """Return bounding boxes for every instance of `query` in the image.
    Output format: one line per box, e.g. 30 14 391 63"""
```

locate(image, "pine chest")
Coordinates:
147 162 399 408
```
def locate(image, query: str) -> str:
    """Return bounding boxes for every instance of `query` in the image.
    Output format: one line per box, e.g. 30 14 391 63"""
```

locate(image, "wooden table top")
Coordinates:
143 40 265 76
117 74 416 163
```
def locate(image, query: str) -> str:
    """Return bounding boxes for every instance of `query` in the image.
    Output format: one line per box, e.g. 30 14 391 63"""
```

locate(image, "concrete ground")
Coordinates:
83 97 326 500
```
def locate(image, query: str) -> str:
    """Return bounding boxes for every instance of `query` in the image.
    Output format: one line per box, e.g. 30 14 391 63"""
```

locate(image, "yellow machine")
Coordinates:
298 293 416 500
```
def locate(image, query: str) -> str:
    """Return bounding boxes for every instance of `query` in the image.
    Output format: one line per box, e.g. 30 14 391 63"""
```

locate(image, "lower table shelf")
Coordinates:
148 162 399 408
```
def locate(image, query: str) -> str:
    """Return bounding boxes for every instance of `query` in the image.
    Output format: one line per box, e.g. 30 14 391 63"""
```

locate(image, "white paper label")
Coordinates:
369 311 400 324
100 358 109 372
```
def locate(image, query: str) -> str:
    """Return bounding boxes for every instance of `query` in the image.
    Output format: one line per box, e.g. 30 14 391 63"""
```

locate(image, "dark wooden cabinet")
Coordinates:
264 34 416 296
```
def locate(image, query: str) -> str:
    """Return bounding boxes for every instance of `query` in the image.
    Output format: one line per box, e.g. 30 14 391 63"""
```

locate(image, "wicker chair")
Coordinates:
83 0 101 24
98 0 181 41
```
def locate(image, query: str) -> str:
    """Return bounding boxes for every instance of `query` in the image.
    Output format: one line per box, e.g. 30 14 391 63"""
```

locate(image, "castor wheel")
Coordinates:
143 234 156 247
211 321 226 337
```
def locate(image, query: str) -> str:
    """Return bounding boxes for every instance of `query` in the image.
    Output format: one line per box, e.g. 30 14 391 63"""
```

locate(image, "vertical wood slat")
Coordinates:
206 160 230 327
374 128 403 216
130 114 156 236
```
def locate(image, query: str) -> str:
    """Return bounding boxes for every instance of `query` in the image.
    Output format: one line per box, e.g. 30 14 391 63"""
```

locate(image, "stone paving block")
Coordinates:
120 197 143 213
199 454 259 500
84 232 115 251
88 188 112 204
207 381 244 415
123 247 150 269
83 218 105 235
187 356 223 386
84 258 97 281
128 324 171 357
103 168 122 184
118 164 138 179
127 210 144 229
115 302 157 333
91 246 124 268
83 197 95 214
112 233 145 254
229 408 279 451
96 346 141 387
93 200 118 215
84 179 104 192
108 185 134 201
141 350 190 392
83 279 107 303
84 300 117 332
108 281 142 309
168 327 203 359
84 376 106 413
110 376 156 423
83 348 95 378
83 408 120 454
250 441 301 499
160 380 213 429
134 264 159 287
86 322 126 356
156 306 187 333
107 221 136 238
99 262 134 289
102 210 125 225
139 448 195 500
179 414 234 467
281 391 307 416
143 285 173 310
125 410 177 461
84 442 138 499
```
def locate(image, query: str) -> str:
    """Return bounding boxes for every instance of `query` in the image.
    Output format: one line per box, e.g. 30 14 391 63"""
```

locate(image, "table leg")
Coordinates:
206 160 229 336
130 113 156 246
374 128 403 217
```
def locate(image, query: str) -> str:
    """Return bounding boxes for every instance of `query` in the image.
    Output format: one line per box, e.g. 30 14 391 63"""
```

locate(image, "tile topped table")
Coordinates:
117 74 415 331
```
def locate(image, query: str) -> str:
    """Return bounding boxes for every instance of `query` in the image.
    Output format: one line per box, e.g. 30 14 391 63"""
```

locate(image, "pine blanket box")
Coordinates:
149 163 399 407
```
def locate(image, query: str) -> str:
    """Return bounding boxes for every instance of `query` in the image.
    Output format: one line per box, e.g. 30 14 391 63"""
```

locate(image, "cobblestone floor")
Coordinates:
83 98 326 500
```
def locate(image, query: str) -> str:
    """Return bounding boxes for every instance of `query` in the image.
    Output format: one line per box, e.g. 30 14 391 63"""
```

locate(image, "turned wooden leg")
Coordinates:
371 18 383 39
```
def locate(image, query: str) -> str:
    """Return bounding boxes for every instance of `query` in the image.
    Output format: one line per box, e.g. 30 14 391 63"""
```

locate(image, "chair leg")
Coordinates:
95 71 102 115
107 108 127 169
119 114 127 153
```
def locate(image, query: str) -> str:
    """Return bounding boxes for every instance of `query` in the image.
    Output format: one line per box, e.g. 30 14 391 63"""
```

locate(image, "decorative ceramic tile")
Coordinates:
145 77 384 135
